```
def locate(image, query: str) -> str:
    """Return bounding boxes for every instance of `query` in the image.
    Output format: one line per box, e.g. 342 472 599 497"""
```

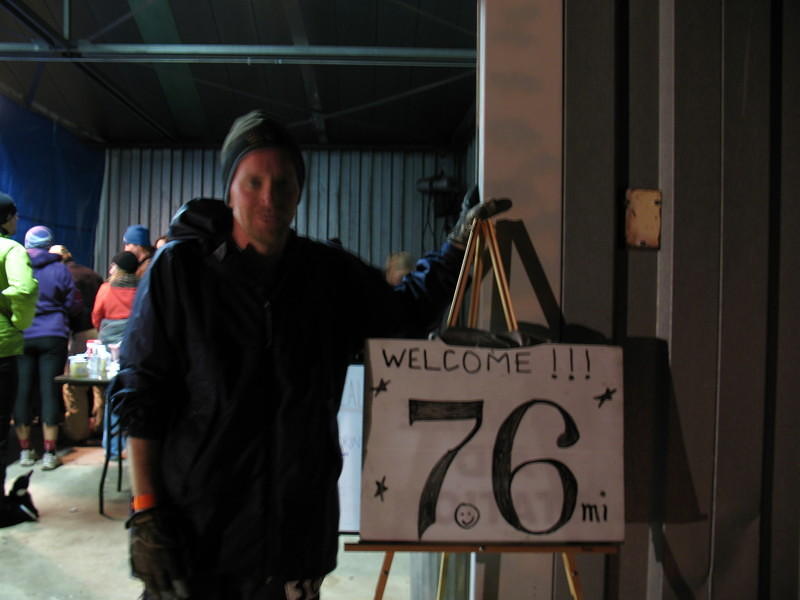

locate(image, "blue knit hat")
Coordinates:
24 225 54 249
123 224 151 247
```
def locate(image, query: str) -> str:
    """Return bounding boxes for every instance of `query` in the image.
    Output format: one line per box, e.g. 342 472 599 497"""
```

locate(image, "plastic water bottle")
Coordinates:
86 341 108 378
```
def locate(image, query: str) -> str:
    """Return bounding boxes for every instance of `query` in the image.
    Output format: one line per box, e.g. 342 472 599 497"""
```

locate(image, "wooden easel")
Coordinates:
347 211 609 599
450 213 584 599
343 541 613 600
446 210 517 332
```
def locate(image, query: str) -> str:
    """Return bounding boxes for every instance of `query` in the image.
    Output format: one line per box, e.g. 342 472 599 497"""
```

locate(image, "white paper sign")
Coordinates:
360 339 624 543
337 364 365 533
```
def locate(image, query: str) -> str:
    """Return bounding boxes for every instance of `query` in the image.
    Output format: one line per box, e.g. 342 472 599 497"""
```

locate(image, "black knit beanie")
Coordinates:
0 191 17 228
112 251 140 275
219 110 306 203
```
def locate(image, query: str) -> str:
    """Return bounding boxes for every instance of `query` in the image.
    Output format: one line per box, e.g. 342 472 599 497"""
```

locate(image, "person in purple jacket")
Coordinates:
14 226 79 471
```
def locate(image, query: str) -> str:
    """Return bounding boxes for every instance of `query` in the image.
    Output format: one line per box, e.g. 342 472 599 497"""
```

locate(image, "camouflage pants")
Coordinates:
140 575 323 599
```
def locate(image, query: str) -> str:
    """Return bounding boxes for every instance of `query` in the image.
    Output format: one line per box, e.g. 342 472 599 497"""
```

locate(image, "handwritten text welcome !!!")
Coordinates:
382 347 533 375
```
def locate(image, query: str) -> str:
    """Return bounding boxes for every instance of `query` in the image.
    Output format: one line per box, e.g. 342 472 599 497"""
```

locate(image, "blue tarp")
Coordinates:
0 94 104 269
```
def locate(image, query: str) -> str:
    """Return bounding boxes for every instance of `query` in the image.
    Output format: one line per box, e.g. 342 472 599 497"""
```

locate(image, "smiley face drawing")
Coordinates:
454 503 480 529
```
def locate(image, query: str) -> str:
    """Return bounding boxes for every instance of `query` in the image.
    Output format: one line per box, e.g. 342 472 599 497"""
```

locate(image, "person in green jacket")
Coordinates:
0 192 39 494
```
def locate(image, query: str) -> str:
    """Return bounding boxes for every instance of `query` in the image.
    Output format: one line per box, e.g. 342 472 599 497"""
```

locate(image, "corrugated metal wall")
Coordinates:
94 147 470 274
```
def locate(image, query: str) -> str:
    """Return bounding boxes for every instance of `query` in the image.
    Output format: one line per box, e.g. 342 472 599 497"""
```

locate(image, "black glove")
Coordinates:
126 507 191 599
447 186 513 248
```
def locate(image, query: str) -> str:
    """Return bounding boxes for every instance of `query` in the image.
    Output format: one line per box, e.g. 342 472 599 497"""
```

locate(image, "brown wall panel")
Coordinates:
712 2 771 597
660 1 723 598
769 1 800 596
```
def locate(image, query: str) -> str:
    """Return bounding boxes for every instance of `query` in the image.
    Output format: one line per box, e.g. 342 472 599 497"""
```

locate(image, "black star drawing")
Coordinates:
371 378 390 397
594 388 617 408
374 476 389 502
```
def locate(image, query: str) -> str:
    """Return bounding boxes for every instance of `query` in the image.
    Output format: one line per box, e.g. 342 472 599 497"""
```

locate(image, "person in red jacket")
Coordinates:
92 251 139 345
92 251 139 461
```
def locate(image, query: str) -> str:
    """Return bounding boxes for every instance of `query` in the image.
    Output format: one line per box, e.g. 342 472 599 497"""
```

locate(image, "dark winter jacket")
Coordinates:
65 260 103 333
24 248 78 340
110 198 463 581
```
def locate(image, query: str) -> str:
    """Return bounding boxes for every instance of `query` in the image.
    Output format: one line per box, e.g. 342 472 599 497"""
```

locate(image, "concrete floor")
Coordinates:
0 445 410 600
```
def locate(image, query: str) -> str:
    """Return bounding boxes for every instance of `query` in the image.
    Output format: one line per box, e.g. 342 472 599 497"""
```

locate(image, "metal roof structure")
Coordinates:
0 0 477 149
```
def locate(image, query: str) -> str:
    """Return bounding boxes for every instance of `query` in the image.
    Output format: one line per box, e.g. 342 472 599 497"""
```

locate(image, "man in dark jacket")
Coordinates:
122 224 153 278
112 111 508 600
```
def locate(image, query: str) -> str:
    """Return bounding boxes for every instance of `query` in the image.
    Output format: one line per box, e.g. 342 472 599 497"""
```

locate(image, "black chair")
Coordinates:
98 391 124 516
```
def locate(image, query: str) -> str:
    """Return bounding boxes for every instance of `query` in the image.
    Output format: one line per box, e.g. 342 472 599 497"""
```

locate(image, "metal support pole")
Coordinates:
62 0 70 39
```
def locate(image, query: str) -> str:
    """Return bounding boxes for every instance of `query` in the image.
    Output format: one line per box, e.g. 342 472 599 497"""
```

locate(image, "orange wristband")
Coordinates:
132 493 158 512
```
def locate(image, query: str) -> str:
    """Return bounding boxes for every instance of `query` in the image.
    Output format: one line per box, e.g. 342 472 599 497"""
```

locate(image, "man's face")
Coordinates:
124 243 147 262
229 148 300 256
2 213 18 236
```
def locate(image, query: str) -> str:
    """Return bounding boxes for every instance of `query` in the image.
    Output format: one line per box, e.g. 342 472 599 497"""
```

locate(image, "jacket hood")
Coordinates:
168 198 233 252
27 247 62 268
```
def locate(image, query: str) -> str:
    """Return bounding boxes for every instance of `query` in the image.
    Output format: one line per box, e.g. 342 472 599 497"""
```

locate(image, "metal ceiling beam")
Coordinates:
0 42 476 68
62 0 70 39
388 0 475 37
289 72 473 130
281 0 327 144
450 100 476 147
0 0 177 140
87 0 157 42
23 61 43 106
0 0 61 46
127 0 206 141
